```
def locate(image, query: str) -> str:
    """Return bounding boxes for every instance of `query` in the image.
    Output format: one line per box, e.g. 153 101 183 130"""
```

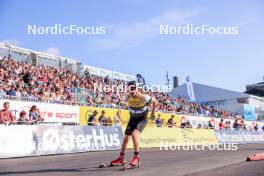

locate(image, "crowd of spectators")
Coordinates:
0 100 263 131
0 102 43 125
152 113 261 131
0 55 236 119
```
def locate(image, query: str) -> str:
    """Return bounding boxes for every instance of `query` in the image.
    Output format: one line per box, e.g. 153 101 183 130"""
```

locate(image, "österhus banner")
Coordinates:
0 125 123 158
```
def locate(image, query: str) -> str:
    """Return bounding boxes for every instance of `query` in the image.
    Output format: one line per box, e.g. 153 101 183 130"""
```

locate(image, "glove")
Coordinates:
149 113 156 120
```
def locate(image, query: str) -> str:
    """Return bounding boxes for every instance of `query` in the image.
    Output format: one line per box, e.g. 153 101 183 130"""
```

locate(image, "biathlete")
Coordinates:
110 81 156 167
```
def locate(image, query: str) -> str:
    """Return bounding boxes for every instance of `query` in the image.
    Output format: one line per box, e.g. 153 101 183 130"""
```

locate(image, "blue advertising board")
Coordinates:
244 104 256 121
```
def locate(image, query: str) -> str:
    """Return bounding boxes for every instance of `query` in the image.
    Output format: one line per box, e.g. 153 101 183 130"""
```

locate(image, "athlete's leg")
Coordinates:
120 134 130 154
132 129 140 153
129 129 140 166
111 120 134 165
110 135 130 165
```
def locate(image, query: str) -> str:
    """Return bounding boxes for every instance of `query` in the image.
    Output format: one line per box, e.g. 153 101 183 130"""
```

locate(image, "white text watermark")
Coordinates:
93 82 172 93
27 24 106 35
160 141 238 151
160 24 238 36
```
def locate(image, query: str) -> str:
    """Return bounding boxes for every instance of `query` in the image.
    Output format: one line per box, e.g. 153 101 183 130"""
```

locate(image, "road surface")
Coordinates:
0 144 263 176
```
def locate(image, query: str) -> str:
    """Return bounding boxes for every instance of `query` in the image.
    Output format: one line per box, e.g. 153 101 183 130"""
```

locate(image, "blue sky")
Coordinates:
0 0 263 92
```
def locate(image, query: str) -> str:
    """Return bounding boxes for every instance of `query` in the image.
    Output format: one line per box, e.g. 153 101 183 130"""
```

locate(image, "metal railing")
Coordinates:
1 94 264 122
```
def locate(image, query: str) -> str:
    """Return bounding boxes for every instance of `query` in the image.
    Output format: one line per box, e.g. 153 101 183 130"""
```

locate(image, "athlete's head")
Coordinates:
128 81 138 96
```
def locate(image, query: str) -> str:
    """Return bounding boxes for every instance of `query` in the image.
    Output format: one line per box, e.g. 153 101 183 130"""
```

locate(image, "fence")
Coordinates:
1 125 264 158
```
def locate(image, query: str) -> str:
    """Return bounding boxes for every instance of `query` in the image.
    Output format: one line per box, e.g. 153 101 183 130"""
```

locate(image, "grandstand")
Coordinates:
0 43 136 81
0 42 239 120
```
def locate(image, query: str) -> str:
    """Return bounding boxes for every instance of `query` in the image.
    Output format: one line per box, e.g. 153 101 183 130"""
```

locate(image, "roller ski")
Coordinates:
99 156 126 168
123 156 140 171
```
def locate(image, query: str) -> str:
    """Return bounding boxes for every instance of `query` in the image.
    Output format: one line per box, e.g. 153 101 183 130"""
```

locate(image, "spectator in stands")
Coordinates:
22 71 31 85
197 124 202 129
17 110 30 125
225 121 231 130
6 85 16 96
208 121 214 129
232 119 240 130
167 115 175 128
29 105 43 124
241 123 247 131
219 119 224 130
239 119 245 129
0 55 237 120
87 110 98 126
262 125 264 132
186 120 192 128
155 114 163 127
114 110 122 126
0 85 5 97
254 123 259 131
84 68 90 78
86 95 94 105
99 110 108 126
181 120 191 128
0 102 16 125
107 116 113 126
181 121 186 128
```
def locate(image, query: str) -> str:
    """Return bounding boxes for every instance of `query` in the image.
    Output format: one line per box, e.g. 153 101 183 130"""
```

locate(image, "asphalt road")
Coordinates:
0 144 263 176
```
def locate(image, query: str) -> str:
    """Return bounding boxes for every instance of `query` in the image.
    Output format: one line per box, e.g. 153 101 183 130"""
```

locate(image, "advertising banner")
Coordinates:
79 106 130 126
127 127 183 148
0 99 80 123
126 127 218 148
79 106 179 127
0 125 123 158
244 104 256 121
35 126 123 155
179 128 218 145
0 125 36 158
214 130 264 144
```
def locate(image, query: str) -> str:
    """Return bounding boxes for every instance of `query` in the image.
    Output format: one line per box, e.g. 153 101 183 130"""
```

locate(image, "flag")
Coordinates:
186 76 196 101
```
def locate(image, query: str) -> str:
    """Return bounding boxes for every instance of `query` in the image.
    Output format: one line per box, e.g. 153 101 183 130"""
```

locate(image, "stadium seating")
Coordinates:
0 55 234 119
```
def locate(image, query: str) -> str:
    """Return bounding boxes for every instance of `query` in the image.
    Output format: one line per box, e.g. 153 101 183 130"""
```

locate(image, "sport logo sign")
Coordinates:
38 127 122 152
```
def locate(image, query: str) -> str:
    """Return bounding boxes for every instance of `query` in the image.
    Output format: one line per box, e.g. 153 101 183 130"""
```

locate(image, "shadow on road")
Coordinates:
0 166 123 175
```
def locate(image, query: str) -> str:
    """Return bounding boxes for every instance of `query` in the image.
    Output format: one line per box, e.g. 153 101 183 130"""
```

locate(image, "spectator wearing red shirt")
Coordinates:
0 102 16 125
219 119 224 130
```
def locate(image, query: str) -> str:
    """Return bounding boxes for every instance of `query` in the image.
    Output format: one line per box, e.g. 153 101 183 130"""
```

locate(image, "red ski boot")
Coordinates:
129 155 140 167
110 153 125 166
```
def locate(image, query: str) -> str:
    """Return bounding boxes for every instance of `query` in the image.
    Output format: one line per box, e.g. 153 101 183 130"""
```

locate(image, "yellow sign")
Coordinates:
126 127 183 148
179 128 218 145
79 106 218 148
126 127 218 148
79 106 130 125
79 106 179 127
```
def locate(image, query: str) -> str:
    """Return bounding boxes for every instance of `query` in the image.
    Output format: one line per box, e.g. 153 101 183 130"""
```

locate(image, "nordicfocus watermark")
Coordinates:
160 24 238 35
160 141 238 151
94 82 173 93
27 24 106 35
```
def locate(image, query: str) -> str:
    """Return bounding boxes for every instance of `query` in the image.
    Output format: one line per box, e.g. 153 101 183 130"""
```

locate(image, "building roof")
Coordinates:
169 82 250 102
245 82 264 97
